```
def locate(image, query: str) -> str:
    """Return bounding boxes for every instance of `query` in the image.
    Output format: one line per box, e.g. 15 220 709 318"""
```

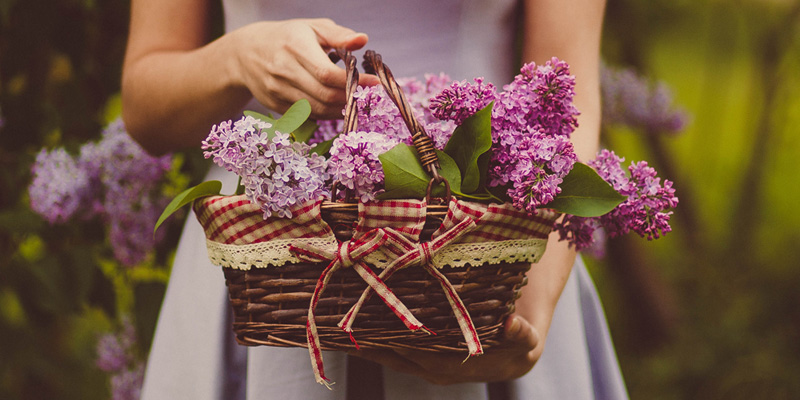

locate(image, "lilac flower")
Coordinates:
430 77 497 126
96 318 137 373
493 58 579 138
203 115 330 219
96 333 130 372
601 64 689 135
110 364 144 400
313 74 457 150
555 149 679 251
466 59 580 214
29 148 94 223
80 119 172 266
327 131 399 202
28 118 173 266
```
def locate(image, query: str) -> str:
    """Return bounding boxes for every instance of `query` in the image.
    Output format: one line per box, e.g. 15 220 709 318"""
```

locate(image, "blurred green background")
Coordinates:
1 0 799 398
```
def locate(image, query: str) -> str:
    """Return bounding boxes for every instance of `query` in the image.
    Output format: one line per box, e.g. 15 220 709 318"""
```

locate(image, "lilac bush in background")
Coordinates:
28 118 173 266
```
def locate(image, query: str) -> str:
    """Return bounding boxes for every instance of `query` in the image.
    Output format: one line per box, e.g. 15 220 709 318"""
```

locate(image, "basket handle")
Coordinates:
331 49 450 202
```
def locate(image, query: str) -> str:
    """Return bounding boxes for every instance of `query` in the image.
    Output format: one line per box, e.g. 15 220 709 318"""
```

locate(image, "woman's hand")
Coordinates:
228 18 380 120
348 315 543 385
123 1 380 154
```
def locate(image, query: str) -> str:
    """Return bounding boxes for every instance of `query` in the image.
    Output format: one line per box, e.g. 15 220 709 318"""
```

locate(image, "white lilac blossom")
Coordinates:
601 64 689 135
555 149 679 251
327 131 399 202
202 116 330 219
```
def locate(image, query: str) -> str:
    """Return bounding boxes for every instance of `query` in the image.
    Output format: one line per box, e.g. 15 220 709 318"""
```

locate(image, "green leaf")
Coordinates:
292 119 319 143
443 102 493 193
154 180 222 234
273 99 311 135
378 145 461 200
544 163 626 217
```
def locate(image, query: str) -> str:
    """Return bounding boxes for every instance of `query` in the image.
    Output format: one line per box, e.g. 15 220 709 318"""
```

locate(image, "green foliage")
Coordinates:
378 145 461 199
443 102 493 193
544 163 626 217
154 180 222 233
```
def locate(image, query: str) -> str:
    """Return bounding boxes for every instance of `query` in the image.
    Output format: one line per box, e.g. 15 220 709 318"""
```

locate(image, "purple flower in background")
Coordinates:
81 119 172 266
601 64 689 135
96 334 130 372
29 148 94 223
96 318 144 399
327 131 399 202
556 149 679 251
110 364 144 400
28 118 172 266
203 115 330 219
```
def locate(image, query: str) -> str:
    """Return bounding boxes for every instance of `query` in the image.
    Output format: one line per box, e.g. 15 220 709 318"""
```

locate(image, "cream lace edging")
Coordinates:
206 237 549 271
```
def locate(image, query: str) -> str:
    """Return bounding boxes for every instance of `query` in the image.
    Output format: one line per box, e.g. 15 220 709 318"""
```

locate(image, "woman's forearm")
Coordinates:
516 0 606 355
122 32 252 155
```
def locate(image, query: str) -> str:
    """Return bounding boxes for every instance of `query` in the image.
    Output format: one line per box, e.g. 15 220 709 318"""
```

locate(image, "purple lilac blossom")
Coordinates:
29 118 172 266
96 333 130 372
96 318 137 372
96 318 144 399
489 58 580 214
327 131 399 202
556 149 679 251
80 119 173 266
601 64 689 135
313 74 457 150
110 364 144 400
202 115 330 219
29 148 94 223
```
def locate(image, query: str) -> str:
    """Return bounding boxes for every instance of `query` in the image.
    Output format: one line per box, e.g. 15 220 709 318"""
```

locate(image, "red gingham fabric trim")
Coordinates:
195 196 332 245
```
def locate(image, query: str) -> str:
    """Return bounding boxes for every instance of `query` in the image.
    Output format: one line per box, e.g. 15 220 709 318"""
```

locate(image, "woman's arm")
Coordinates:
514 0 606 366
122 0 375 155
350 0 606 384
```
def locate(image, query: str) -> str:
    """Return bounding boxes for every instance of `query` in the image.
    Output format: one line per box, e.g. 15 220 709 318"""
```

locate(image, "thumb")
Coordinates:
504 315 539 350
309 19 369 51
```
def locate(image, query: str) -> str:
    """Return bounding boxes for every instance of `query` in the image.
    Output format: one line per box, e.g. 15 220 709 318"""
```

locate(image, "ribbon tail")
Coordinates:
338 257 407 334
339 262 429 338
423 263 483 357
307 260 341 388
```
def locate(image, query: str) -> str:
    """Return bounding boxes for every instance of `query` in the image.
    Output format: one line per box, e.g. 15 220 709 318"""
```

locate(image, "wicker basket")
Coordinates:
193 50 558 384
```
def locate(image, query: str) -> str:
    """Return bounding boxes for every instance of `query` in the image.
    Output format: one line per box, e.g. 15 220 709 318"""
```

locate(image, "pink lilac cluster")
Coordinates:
555 149 679 251
314 74 456 150
430 58 580 213
327 131 399 202
28 119 172 266
202 115 330 219
96 318 144 400
601 64 689 135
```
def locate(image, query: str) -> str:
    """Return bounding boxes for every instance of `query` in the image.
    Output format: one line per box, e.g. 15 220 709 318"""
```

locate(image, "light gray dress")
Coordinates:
141 1 629 398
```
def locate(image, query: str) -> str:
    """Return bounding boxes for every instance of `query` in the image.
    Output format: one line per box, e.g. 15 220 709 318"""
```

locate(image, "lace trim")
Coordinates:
206 237 549 270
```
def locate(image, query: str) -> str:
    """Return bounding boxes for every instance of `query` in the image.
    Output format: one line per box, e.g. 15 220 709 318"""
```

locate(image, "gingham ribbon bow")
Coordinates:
339 218 482 356
290 230 431 387
289 217 480 387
